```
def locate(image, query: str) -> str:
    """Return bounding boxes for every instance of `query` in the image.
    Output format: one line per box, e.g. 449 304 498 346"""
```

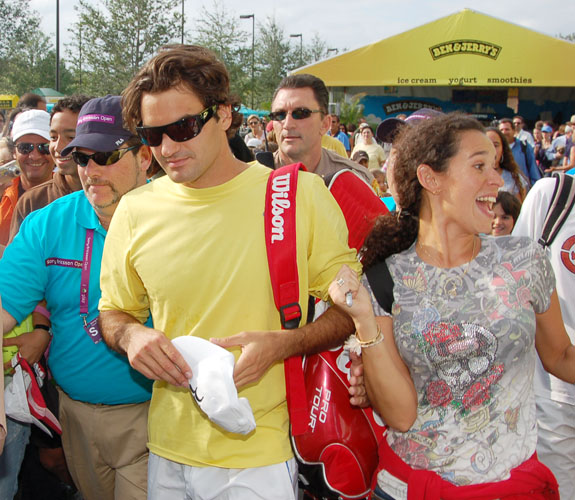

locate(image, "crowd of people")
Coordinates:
0 43 573 500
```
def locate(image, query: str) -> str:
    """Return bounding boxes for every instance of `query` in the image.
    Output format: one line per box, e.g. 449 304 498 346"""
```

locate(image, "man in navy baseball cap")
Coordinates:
62 95 135 157
0 94 153 499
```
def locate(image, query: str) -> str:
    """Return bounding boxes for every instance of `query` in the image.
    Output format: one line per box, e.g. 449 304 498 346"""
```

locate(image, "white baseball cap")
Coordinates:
11 109 51 142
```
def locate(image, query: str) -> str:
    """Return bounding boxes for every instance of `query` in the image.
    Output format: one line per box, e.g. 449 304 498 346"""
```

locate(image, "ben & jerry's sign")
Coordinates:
429 40 502 60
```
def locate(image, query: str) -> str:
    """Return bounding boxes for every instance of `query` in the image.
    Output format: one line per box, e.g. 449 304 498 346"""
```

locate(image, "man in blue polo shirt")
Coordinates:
499 118 541 187
327 114 351 155
0 95 153 500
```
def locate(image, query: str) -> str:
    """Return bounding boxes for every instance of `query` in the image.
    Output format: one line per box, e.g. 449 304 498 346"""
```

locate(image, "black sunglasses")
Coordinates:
269 108 321 122
136 105 216 147
72 145 139 168
16 142 50 155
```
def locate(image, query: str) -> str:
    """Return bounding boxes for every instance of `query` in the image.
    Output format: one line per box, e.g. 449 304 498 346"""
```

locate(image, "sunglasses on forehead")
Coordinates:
72 145 139 168
136 105 217 147
16 142 50 155
269 108 322 122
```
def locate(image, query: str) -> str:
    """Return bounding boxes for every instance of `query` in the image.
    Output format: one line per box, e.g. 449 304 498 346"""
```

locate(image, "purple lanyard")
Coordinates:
80 229 94 327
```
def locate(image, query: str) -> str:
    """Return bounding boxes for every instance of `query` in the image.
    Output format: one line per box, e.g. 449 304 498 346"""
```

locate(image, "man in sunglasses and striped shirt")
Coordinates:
0 95 154 500
0 109 54 247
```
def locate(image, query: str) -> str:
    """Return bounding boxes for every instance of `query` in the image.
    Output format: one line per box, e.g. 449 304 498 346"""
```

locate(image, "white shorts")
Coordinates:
536 397 575 500
147 453 298 500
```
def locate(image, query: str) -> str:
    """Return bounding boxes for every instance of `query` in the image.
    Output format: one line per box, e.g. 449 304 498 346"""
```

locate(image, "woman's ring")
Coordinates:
336 278 345 287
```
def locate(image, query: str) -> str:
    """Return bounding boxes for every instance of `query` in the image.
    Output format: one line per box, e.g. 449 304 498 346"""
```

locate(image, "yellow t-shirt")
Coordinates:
99 163 359 468
3 314 33 371
352 142 387 170
322 134 348 158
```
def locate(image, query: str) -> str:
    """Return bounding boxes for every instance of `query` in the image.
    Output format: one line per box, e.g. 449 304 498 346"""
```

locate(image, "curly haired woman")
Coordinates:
329 113 574 499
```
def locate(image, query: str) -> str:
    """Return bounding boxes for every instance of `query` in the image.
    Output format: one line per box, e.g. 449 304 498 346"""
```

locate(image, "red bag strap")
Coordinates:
264 163 308 435
15 353 62 436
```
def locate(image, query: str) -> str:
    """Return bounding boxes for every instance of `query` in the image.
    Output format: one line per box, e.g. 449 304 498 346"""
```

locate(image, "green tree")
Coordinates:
339 93 366 127
0 0 37 60
255 16 297 108
66 0 182 95
0 0 58 94
192 1 251 103
304 33 328 65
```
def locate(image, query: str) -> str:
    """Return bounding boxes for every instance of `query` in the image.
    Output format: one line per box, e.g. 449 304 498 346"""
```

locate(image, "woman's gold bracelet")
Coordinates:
357 326 384 348
344 326 384 355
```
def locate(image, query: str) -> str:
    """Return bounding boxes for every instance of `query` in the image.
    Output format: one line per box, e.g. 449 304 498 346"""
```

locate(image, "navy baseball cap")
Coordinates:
61 95 136 157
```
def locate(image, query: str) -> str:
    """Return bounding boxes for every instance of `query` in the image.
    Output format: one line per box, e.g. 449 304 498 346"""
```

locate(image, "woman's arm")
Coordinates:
360 315 417 430
329 265 417 431
535 290 575 384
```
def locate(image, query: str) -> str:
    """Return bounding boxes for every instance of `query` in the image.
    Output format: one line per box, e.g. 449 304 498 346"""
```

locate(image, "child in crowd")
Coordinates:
491 191 521 236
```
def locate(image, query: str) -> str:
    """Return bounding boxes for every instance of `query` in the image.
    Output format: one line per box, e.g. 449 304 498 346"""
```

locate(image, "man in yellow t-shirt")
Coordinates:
98 45 359 499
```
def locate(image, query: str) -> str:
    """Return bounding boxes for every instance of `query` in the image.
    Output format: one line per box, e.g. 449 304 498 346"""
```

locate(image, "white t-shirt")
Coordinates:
499 169 528 197
513 177 575 405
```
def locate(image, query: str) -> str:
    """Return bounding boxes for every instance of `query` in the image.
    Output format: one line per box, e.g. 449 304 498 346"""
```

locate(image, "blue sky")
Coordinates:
32 0 575 57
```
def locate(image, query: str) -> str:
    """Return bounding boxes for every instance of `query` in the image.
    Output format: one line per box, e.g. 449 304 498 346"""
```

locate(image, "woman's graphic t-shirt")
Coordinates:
367 235 555 487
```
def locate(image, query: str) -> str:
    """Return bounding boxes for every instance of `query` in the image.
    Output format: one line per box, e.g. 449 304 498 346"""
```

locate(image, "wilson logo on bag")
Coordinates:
264 163 389 499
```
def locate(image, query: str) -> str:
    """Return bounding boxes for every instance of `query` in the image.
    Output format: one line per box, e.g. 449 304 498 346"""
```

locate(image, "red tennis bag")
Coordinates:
264 164 388 499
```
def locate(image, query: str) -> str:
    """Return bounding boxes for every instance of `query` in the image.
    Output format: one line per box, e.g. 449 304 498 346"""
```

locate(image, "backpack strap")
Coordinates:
324 169 389 251
365 259 394 315
264 162 308 435
538 173 575 247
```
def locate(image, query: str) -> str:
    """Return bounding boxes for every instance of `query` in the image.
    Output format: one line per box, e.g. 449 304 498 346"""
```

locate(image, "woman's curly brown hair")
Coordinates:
362 112 485 269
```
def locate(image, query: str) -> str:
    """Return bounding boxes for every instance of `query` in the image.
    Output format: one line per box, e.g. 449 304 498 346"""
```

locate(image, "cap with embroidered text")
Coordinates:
61 95 136 157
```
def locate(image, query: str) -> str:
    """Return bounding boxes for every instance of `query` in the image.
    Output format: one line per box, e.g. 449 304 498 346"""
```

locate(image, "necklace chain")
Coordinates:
417 235 477 275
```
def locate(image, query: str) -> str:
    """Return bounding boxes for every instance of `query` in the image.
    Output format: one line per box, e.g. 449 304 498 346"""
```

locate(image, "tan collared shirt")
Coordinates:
274 148 375 186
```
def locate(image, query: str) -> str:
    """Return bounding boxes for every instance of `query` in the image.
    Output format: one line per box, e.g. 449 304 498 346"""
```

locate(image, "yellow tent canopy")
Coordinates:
294 9 575 87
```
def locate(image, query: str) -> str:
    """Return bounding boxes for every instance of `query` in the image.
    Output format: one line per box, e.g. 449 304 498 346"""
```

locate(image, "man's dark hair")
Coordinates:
51 95 93 118
272 74 329 115
122 44 242 134
331 114 340 122
18 92 47 110
499 118 513 127
513 115 525 123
